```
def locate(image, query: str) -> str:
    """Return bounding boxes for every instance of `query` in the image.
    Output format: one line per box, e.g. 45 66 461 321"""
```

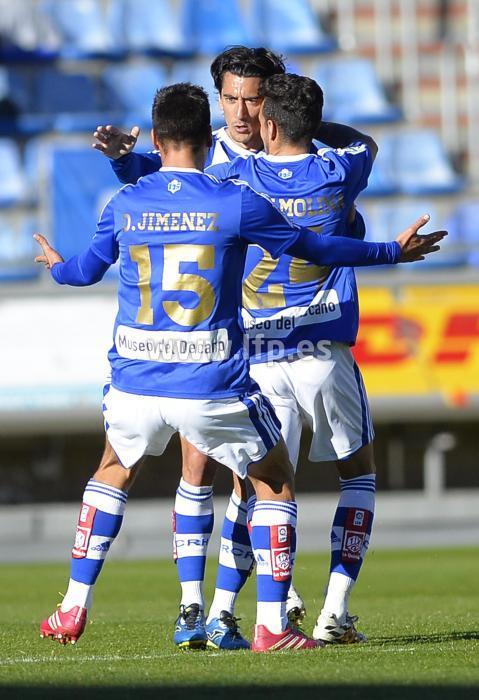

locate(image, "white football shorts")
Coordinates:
102 385 281 477
249 342 374 467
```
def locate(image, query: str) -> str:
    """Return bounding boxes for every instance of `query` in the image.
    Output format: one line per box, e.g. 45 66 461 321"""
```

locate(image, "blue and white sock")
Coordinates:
207 491 254 622
323 474 376 621
173 478 214 610
61 479 127 612
250 499 297 634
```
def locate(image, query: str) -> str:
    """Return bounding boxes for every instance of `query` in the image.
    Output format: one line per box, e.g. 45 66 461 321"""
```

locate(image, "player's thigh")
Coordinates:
103 385 175 469
164 390 282 481
250 361 302 470
294 344 375 462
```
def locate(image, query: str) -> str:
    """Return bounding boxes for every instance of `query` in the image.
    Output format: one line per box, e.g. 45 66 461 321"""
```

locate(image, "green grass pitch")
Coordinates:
0 548 478 699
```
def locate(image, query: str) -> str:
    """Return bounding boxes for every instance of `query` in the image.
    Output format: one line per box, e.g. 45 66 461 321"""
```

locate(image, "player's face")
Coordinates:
219 73 263 150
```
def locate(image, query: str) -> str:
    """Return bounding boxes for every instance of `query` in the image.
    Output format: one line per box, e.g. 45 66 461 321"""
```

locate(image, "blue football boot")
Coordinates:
173 603 207 650
206 610 250 650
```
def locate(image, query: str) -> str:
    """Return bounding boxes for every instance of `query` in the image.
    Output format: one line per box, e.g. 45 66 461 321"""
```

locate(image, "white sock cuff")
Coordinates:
225 491 248 525
83 480 127 515
175 479 214 516
251 499 297 528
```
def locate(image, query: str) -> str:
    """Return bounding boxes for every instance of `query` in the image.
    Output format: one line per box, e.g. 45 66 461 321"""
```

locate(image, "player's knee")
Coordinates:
337 442 376 479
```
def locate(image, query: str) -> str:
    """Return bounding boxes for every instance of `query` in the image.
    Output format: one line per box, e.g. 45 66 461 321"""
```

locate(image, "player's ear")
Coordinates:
151 128 159 150
268 119 277 142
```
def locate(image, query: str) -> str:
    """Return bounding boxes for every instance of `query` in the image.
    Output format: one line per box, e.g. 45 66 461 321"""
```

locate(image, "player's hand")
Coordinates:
395 214 447 263
92 125 140 159
33 234 64 269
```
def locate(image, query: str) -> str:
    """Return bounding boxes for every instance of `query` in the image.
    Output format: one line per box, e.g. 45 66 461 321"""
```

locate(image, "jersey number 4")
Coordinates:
129 244 215 326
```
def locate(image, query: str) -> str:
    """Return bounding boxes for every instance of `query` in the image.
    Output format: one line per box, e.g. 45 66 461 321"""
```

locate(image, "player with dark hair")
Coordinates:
206 71 394 643
36 82 443 653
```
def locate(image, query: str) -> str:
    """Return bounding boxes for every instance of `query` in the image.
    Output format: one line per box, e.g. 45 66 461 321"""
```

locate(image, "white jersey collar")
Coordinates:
159 166 204 174
261 153 312 163
215 126 263 158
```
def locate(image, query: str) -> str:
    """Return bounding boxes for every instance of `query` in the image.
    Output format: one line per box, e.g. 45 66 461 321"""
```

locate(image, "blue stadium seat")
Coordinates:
312 58 401 124
122 0 194 56
251 0 336 54
42 0 122 59
361 135 399 197
445 202 479 267
25 69 110 133
103 63 168 127
185 0 253 55
0 139 27 206
391 130 465 195
0 215 39 282
170 61 223 128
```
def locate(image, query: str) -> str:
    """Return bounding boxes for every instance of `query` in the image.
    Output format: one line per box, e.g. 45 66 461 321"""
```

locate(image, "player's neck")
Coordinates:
268 142 309 157
161 149 205 171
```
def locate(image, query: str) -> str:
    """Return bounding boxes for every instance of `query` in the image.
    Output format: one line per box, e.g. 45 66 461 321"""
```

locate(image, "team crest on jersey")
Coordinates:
167 179 182 194
277 168 292 180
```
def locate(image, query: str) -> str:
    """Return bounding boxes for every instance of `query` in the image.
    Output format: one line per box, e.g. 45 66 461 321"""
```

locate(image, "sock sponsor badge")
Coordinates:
72 503 97 558
270 524 292 581
341 508 370 562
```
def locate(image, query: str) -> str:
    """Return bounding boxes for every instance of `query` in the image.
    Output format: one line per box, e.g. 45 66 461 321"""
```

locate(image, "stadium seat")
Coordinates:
312 58 402 124
24 69 110 133
0 0 59 61
391 130 465 195
250 0 336 54
103 63 168 128
185 0 253 55
445 202 479 267
42 0 121 59
0 214 39 282
122 0 193 56
0 139 27 206
361 135 399 197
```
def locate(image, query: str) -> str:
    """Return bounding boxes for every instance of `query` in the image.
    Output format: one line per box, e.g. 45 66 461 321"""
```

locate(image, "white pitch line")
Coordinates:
0 651 223 667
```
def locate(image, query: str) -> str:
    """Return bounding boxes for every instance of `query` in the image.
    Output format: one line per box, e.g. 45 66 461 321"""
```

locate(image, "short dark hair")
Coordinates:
151 83 211 149
260 74 324 144
210 46 286 92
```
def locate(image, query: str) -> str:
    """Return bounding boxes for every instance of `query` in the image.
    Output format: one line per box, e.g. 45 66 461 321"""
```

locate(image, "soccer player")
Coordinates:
94 46 370 648
36 83 443 653
207 72 384 643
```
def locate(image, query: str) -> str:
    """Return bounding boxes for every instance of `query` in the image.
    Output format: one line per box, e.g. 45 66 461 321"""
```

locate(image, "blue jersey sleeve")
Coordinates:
287 227 400 267
238 185 301 258
205 161 234 181
317 142 373 198
90 198 120 264
110 151 162 185
51 248 110 286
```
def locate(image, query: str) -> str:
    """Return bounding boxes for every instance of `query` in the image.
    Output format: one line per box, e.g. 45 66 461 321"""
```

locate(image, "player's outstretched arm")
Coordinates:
287 214 446 267
92 125 161 185
34 234 110 286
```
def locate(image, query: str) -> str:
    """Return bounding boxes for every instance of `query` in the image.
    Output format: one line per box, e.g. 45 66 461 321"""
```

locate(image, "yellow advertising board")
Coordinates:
353 284 479 408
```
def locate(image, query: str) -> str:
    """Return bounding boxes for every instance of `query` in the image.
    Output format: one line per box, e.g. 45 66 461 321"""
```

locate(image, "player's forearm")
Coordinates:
110 151 161 185
51 248 110 286
287 227 400 267
315 121 378 158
